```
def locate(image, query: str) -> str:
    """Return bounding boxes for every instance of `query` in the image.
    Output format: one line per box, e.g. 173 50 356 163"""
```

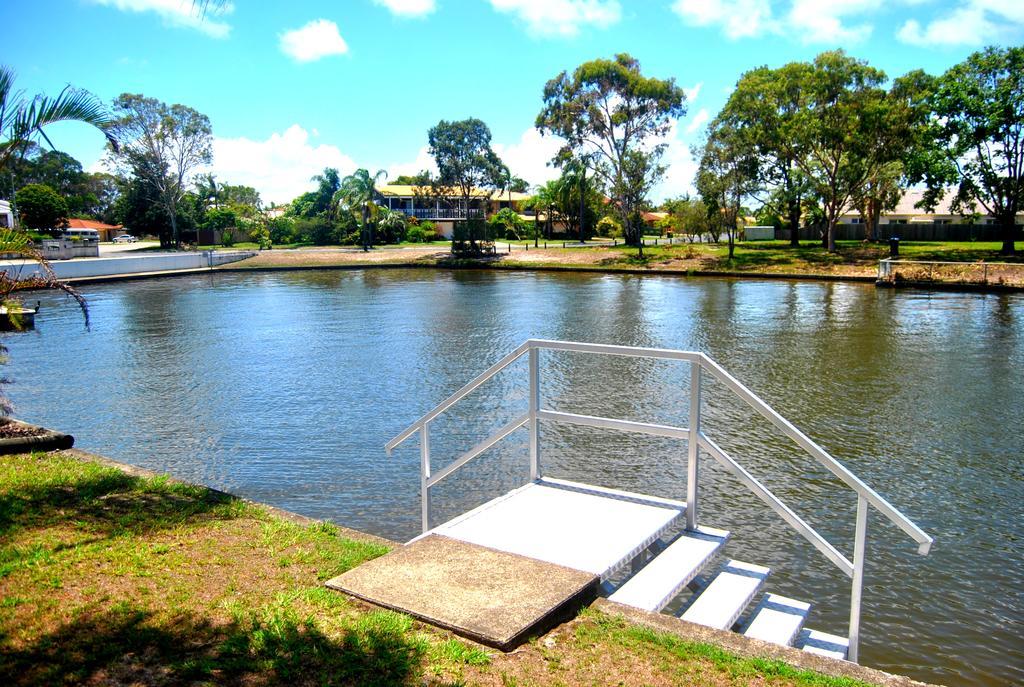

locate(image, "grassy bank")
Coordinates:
0 450 899 686
223 240 1024 283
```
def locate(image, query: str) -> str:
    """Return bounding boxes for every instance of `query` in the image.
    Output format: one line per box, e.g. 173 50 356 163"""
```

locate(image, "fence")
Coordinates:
778 222 1023 243
878 258 1024 286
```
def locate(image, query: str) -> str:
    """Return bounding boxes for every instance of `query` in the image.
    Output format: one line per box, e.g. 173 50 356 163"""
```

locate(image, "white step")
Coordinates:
608 526 730 612
680 559 769 630
742 593 810 647
798 628 849 661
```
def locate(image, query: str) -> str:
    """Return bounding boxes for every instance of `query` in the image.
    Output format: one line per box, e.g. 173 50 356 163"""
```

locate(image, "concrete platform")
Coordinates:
326 534 597 650
431 478 686 579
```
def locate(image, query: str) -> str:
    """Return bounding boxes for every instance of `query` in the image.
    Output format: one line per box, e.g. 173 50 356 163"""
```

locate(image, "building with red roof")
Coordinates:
65 218 123 242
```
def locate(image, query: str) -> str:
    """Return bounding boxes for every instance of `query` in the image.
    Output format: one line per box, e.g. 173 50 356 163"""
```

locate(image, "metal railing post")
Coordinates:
420 423 431 534
687 362 701 530
528 346 541 480
848 494 868 662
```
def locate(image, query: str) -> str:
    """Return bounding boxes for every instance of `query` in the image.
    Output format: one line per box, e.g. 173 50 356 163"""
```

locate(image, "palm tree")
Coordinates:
377 208 408 244
534 181 562 242
0 66 117 173
336 169 387 251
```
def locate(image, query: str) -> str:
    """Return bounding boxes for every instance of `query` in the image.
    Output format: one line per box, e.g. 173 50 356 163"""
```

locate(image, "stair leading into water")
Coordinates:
425 477 847 659
743 593 810 647
382 341 930 660
608 526 729 612
680 559 770 630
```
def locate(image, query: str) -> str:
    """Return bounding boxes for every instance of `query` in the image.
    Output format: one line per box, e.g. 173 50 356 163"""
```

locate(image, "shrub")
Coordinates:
292 217 337 245
488 208 527 240
252 225 272 250
406 226 432 243
268 217 295 244
596 216 623 238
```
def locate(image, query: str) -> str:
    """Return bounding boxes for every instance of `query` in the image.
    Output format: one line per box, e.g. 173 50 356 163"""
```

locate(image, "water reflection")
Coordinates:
5 269 1022 687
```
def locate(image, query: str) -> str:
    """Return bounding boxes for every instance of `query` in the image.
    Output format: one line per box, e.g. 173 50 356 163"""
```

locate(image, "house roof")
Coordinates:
67 218 122 230
889 188 956 217
376 184 531 202
843 188 1024 220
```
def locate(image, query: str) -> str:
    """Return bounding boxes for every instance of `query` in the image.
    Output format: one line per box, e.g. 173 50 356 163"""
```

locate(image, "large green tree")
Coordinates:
14 183 68 233
711 52 931 252
536 54 686 255
427 118 505 253
107 94 212 248
8 147 119 220
696 118 760 260
910 46 1023 256
714 63 812 247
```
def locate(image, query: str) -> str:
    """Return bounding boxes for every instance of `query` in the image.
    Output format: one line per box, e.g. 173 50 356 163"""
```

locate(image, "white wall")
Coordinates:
0 251 255 281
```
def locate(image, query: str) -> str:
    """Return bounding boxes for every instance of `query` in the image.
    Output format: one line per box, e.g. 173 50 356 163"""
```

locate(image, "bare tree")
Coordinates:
107 94 212 248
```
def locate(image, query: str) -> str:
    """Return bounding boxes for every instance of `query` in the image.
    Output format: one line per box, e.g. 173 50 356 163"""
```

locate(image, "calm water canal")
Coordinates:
6 269 1022 686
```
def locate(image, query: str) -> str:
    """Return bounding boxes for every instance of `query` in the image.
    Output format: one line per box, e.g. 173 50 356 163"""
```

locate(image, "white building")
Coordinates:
839 188 1022 226
0 200 13 229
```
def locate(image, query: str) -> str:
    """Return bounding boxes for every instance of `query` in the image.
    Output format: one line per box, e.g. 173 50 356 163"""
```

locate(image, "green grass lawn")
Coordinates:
587 239 1024 274
0 450 890 687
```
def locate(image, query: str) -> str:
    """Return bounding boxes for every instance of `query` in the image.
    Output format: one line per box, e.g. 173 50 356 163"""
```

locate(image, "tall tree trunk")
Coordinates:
868 201 882 243
362 206 369 252
787 195 802 248
785 164 801 248
579 170 586 243
827 219 837 253
1000 209 1017 256
169 207 179 249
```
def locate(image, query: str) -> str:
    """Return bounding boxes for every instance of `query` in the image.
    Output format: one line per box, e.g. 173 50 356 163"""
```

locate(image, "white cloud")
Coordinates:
90 0 233 38
385 128 563 189
386 146 438 180
897 0 1024 46
279 19 349 62
671 0 885 44
684 82 703 104
672 0 777 39
652 120 700 201
493 128 564 188
489 0 621 37
685 108 709 134
210 125 358 205
787 0 880 43
373 0 436 17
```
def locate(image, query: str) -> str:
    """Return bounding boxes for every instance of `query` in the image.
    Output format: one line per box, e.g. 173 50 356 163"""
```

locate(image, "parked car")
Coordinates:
112 234 137 243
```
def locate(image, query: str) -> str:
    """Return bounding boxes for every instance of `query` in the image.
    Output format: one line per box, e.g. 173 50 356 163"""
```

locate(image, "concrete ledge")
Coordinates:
221 259 879 284
327 535 598 651
0 419 73 455
592 599 938 687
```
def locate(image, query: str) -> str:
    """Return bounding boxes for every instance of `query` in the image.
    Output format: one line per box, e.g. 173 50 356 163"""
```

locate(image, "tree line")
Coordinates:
691 46 1022 257
1 44 1020 256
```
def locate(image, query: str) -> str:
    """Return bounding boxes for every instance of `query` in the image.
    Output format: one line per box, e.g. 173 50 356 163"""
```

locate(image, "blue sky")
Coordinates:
4 0 1022 204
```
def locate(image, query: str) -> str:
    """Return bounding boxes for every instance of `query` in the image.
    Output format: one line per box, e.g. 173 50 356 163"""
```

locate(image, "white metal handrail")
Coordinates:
385 339 933 662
